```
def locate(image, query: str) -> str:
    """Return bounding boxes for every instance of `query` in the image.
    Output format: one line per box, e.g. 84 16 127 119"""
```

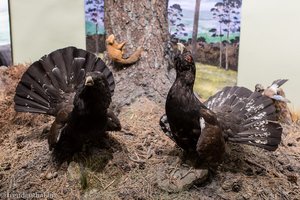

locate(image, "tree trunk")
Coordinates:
192 0 201 58
218 24 222 68
95 23 99 54
225 23 230 70
225 43 228 70
219 42 222 68
104 0 173 108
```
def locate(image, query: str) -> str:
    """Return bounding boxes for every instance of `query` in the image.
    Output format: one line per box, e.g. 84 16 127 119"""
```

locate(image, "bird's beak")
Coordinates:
177 43 186 54
85 76 94 86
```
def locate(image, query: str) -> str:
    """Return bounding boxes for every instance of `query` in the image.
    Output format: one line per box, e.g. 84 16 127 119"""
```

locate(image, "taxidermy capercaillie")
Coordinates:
160 46 283 167
14 46 121 154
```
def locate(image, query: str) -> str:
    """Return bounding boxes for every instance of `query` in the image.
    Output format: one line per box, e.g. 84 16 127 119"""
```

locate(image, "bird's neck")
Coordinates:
175 72 195 91
167 74 198 109
85 94 110 113
75 86 111 115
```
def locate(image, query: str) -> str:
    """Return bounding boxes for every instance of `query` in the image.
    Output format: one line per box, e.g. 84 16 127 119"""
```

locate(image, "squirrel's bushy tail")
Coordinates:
120 47 143 64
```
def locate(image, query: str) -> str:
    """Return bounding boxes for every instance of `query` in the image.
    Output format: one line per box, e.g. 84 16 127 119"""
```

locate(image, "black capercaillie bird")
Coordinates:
14 46 121 154
160 47 283 167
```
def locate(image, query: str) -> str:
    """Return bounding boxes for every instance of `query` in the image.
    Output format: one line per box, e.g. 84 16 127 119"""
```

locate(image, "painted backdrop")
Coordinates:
0 0 12 66
168 0 242 98
85 0 105 54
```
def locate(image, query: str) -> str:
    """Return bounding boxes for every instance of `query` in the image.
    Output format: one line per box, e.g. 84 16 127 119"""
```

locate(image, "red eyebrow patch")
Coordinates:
184 55 193 63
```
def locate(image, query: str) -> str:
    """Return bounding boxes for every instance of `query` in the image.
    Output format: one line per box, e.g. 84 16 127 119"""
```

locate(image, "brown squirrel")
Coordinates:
106 34 143 65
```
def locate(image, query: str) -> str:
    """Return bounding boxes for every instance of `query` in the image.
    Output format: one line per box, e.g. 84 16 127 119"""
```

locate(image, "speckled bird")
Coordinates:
160 47 283 167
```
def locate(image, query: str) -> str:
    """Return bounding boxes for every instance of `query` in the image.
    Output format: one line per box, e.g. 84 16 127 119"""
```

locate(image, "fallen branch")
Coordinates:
91 174 105 189
244 158 267 171
128 156 146 163
104 179 116 190
180 167 193 180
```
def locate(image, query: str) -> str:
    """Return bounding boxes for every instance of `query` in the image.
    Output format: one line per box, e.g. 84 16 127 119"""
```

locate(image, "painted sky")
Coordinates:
83 0 242 40
169 0 242 41
170 0 217 12
85 0 105 35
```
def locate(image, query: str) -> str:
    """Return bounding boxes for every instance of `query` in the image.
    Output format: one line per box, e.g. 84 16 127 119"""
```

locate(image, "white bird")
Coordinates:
255 79 290 103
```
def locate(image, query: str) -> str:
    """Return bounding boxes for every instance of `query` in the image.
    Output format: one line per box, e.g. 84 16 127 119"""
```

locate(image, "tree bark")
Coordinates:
192 0 201 58
104 0 173 108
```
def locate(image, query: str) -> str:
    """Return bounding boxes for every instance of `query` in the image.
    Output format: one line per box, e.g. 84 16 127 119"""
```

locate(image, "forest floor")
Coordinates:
0 65 299 200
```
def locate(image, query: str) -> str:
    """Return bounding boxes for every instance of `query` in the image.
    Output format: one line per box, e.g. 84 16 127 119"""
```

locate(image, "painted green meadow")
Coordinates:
194 63 237 99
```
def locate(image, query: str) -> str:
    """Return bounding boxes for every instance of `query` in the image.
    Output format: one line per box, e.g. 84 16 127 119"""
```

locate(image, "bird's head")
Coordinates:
79 71 112 110
174 44 196 80
85 71 107 88
255 84 264 93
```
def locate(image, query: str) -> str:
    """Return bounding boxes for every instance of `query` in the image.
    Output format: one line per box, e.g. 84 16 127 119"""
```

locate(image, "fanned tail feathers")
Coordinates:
14 46 115 116
205 86 282 151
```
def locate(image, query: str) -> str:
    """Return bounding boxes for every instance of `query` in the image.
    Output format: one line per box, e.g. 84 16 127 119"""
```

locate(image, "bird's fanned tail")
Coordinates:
204 86 282 151
14 46 115 116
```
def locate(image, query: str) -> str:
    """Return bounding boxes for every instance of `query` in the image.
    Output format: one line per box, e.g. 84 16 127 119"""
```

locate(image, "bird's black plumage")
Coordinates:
160 49 282 167
14 46 121 153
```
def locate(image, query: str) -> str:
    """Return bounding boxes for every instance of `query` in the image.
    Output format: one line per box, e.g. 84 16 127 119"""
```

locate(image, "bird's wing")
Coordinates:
48 104 74 150
106 109 122 131
14 47 115 116
196 116 225 164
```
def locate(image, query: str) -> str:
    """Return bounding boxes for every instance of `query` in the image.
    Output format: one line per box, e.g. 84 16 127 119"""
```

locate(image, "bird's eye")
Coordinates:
184 55 193 63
